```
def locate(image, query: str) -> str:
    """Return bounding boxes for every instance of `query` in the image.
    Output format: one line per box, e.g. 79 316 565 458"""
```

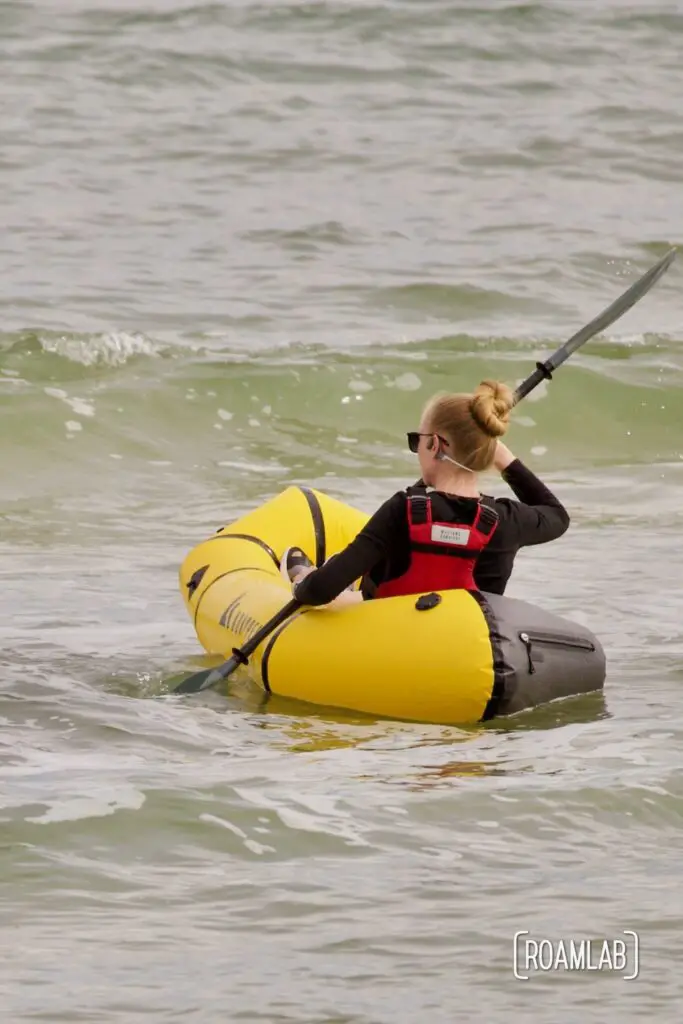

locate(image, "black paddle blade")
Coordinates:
173 659 236 695
514 247 677 403
173 668 212 695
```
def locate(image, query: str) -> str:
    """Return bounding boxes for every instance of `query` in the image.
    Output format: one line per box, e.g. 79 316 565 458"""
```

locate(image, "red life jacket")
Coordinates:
374 492 499 599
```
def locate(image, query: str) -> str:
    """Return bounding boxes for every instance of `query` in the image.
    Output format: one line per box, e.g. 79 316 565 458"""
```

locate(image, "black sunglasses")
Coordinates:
406 432 449 454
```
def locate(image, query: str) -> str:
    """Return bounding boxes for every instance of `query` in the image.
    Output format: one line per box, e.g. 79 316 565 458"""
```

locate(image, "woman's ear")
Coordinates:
426 436 435 451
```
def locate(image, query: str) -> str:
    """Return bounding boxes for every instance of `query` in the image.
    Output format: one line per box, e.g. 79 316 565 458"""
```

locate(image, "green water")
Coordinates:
2 2 683 1021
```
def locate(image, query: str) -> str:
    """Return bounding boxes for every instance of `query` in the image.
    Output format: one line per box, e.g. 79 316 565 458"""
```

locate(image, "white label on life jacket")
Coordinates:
431 524 471 546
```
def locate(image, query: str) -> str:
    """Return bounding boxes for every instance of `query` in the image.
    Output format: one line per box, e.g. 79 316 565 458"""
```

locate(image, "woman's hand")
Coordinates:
291 566 315 583
290 564 315 594
492 440 515 473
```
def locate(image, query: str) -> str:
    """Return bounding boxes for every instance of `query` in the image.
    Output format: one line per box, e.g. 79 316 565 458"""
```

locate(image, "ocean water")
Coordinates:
2 1 683 1021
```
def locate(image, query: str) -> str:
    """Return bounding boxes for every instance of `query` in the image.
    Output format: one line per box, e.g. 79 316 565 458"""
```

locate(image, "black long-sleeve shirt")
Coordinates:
294 459 570 606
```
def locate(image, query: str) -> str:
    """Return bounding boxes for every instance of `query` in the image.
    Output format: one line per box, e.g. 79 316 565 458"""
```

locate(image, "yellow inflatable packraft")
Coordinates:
179 486 606 724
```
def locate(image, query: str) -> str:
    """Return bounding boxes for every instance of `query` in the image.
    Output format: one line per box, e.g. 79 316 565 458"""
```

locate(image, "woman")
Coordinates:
281 379 569 607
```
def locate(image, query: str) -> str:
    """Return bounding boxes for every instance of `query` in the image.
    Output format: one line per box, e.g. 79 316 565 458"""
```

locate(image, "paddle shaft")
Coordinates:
513 247 676 403
410 247 676 487
220 596 301 678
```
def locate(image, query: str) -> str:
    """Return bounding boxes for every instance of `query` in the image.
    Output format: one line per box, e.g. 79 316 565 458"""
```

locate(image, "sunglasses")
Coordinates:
406 432 449 454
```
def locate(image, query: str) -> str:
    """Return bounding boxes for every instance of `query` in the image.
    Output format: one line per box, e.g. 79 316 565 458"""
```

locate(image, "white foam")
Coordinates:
531 445 548 456
65 420 82 432
39 331 163 367
199 815 275 855
217 459 286 475
234 788 370 848
217 409 233 421
25 788 145 823
44 387 95 417
70 397 95 417
392 372 422 391
200 813 247 838
348 379 373 393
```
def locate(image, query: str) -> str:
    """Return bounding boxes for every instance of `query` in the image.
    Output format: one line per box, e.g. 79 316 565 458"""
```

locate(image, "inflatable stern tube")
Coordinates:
480 591 606 717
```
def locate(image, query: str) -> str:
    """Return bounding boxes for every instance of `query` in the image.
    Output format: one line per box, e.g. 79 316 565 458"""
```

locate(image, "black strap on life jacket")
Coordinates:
407 493 430 525
407 491 499 536
474 503 499 537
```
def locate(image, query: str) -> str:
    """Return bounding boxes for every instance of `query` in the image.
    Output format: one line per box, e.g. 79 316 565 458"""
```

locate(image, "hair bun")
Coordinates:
469 379 513 438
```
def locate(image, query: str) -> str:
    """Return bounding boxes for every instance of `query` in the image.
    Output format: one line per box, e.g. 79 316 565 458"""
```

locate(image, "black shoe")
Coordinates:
280 547 314 583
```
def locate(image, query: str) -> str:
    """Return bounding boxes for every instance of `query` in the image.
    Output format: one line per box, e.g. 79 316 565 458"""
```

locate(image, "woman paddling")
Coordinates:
281 380 569 608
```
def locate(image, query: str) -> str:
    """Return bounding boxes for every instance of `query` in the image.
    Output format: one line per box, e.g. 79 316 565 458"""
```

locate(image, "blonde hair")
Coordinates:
422 379 514 473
